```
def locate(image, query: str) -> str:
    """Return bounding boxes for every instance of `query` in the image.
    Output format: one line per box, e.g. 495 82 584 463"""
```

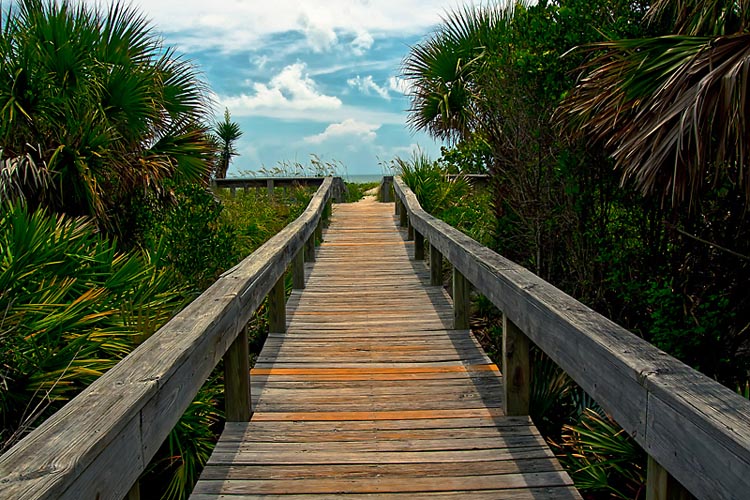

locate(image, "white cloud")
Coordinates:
128 0 460 54
351 31 374 55
305 119 381 144
298 13 338 53
347 75 390 100
254 55 270 70
221 63 342 116
388 76 413 96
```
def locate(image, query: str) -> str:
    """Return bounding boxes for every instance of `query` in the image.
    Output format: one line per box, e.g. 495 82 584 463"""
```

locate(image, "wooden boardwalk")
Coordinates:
192 197 580 499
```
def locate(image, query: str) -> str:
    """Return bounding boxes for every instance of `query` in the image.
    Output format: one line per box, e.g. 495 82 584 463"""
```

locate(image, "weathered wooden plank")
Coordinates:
224 327 251 422
503 314 530 416
190 490 580 500
250 365 499 376
219 425 538 443
198 458 564 480
0 179 335 500
292 248 305 289
207 445 552 465
249 408 505 421
646 456 692 500
393 176 750 499
192 471 574 494
211 435 547 456
268 275 286 334
453 267 470 330
192 195 579 500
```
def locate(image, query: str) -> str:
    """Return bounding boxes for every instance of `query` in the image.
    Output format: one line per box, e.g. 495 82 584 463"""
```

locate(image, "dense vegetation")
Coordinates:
0 1 317 498
401 0 750 497
3 0 747 498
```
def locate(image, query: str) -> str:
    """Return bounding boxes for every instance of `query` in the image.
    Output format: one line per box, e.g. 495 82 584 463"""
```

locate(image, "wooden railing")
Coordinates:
212 176 347 202
393 176 750 500
0 178 334 500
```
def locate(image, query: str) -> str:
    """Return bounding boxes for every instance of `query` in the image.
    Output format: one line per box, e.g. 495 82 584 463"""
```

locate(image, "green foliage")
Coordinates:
213 108 243 179
343 182 379 203
0 0 214 230
250 154 344 178
137 184 238 291
561 0 750 205
438 136 492 174
555 409 646 499
216 186 312 258
0 202 189 452
393 151 469 212
143 380 223 500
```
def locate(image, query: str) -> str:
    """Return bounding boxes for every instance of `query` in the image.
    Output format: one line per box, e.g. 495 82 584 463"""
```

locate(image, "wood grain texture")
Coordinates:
393 176 750 499
0 179 335 500
194 196 579 499
503 315 530 416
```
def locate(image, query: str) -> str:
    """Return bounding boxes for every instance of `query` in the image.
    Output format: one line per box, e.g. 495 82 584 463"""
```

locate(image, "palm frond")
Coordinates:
647 0 750 35
561 33 750 205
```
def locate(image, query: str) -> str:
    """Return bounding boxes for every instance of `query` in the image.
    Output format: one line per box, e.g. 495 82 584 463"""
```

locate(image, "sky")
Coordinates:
124 0 469 177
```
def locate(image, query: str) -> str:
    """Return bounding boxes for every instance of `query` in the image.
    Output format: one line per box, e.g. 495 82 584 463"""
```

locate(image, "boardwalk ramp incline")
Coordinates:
192 196 580 499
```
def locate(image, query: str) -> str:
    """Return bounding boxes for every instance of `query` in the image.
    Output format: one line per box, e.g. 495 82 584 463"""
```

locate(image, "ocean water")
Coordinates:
343 174 387 184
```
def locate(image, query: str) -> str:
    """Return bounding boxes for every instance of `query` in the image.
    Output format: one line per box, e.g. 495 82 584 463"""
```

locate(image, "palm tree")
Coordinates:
213 108 243 179
0 0 214 226
0 201 189 452
402 4 515 143
560 0 750 206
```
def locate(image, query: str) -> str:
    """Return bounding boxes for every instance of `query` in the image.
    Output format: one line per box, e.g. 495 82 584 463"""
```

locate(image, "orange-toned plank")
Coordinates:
251 364 499 376
250 408 505 421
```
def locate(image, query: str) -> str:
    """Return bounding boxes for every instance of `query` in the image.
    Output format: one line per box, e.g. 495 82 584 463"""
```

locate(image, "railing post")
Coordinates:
399 201 407 227
430 243 442 286
315 220 323 243
381 176 392 202
230 186 236 198
224 326 251 421
647 456 693 500
268 275 286 333
293 248 305 289
414 230 424 260
266 178 274 197
305 232 316 262
407 221 414 241
453 267 470 330
323 198 332 224
502 314 530 416
126 480 140 500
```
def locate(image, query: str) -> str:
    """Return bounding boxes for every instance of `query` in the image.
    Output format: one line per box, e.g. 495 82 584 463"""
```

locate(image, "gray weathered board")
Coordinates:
0 180 334 500
192 197 581 498
394 176 750 500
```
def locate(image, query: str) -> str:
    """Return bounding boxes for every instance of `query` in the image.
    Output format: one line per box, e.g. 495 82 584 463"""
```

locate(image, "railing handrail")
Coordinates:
393 175 750 500
214 176 330 186
212 176 346 203
0 178 334 500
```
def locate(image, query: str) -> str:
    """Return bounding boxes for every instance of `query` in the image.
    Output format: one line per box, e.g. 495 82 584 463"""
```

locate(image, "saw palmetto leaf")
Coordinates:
562 32 750 205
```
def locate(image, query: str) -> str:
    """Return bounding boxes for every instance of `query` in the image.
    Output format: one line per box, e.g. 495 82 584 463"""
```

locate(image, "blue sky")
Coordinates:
126 0 467 177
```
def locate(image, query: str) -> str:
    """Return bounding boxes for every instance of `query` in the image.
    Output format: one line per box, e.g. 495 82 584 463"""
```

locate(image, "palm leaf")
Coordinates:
562 32 750 205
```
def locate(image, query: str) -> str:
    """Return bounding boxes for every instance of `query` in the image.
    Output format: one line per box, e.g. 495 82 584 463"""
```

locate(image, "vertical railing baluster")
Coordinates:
293 249 305 289
414 231 424 260
268 275 286 334
430 243 442 286
453 267 470 330
502 315 530 416
224 326 251 421
647 456 693 500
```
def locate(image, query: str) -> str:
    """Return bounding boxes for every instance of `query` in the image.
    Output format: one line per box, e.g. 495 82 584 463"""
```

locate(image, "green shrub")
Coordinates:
138 184 239 291
0 202 189 452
